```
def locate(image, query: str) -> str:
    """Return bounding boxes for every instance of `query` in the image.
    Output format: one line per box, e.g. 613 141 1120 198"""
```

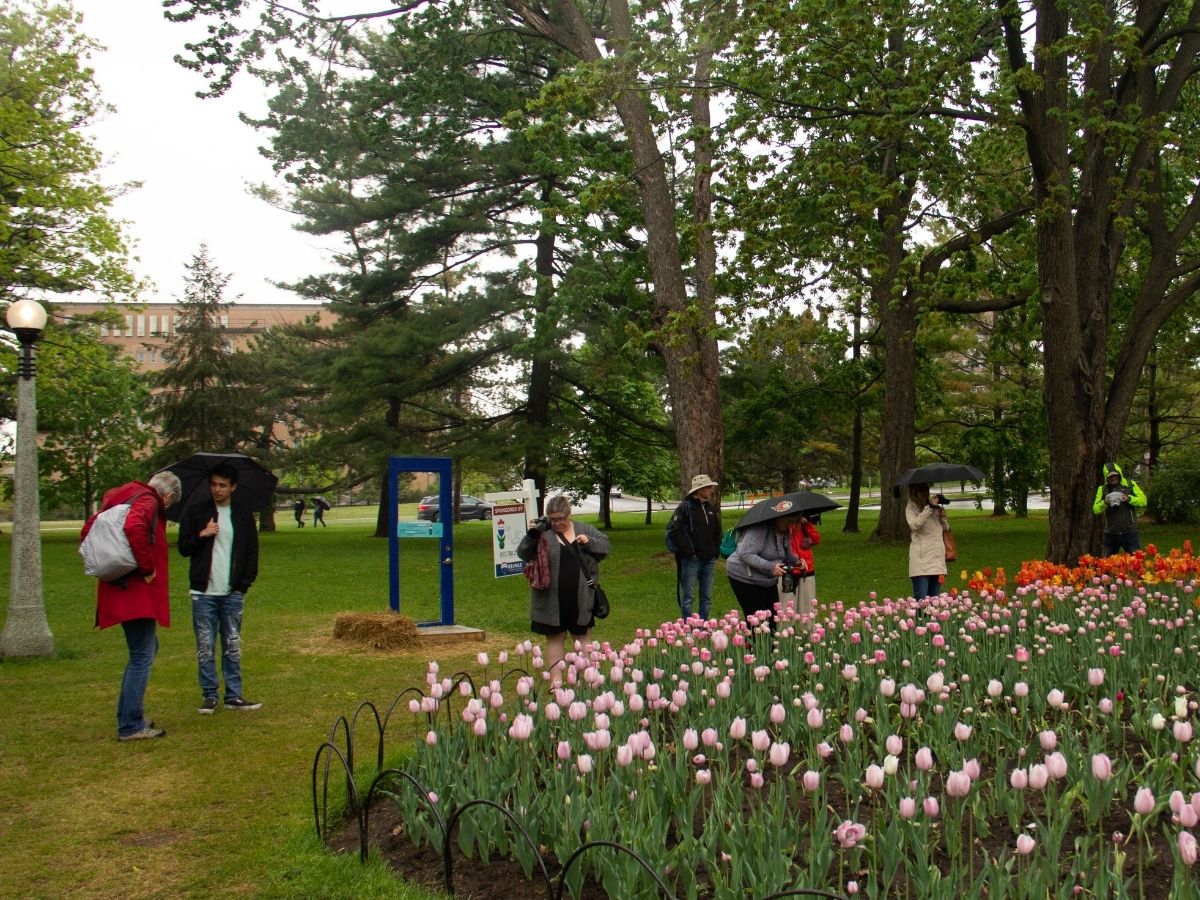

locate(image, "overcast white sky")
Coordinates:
72 1 336 305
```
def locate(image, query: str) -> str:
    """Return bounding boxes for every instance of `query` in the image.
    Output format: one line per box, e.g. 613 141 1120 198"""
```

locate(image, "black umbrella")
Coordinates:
894 463 985 487
735 491 840 530
158 452 278 522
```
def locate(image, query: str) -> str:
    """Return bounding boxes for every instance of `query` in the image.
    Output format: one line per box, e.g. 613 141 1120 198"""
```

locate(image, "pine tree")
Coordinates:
151 245 256 462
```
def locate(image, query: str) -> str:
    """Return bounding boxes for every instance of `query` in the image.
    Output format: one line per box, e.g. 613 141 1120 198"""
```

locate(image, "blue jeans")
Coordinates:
1102 531 1140 556
118 618 158 736
192 592 246 702
911 575 941 601
679 556 716 619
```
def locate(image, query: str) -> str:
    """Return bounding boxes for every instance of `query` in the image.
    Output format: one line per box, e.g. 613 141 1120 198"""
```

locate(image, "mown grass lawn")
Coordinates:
0 503 1194 898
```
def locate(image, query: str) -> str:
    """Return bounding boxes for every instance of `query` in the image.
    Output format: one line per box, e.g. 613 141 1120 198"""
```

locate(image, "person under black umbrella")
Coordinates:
312 496 331 528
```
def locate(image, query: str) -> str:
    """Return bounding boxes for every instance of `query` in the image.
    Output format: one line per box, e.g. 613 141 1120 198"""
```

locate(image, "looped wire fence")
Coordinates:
312 672 848 899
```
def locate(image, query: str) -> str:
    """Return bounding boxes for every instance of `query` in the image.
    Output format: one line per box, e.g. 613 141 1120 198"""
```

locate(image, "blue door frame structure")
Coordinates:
387 456 455 626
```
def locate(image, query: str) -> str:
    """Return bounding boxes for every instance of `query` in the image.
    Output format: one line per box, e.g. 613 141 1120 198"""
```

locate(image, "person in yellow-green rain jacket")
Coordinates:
1092 462 1147 556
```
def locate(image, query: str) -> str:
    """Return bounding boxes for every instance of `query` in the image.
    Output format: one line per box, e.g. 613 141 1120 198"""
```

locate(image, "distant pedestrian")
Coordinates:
1093 462 1147 556
293 497 306 528
81 470 182 741
312 496 330 527
666 474 722 620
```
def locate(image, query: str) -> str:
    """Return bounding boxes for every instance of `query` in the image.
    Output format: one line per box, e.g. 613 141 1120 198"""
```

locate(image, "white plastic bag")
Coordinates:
79 503 139 581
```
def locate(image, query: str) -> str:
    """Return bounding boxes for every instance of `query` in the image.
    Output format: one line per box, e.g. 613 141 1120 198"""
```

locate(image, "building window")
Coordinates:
150 349 158 364
136 316 145 337
148 315 157 335
125 315 134 336
136 350 145 363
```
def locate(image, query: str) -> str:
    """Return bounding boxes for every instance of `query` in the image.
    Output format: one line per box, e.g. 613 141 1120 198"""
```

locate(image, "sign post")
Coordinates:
486 479 540 578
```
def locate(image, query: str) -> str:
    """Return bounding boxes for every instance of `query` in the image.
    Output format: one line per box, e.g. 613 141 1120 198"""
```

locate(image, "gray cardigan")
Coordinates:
516 522 611 628
725 524 794 587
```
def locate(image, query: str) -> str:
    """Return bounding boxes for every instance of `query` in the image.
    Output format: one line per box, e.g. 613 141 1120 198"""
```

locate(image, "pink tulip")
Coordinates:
864 765 885 789
898 797 916 819
770 703 786 724
1180 831 1198 866
556 740 571 760
1015 834 1036 855
946 770 972 798
1010 768 1028 790
544 702 561 721
1091 753 1113 781
835 820 867 849
840 723 855 743
695 769 712 785
769 741 791 768
915 747 934 771
1137 787 1156 816
1046 752 1068 780
807 707 824 729
987 679 1003 697
1175 720 1194 743
683 728 699 751
425 730 438 746
750 771 765 789
802 770 820 792
1038 730 1057 751
1028 764 1049 790
472 718 487 736
729 716 747 741
1088 667 1105 687
701 727 718 747
964 758 981 780
752 729 770 752
1170 790 1186 814
576 753 593 774
1014 681 1029 697
615 745 634 767
886 735 903 756
923 796 940 818
745 758 758 774
1182 806 1199 828
954 722 973 741
880 678 896 697
817 741 834 758
1099 698 1113 715
1047 688 1065 709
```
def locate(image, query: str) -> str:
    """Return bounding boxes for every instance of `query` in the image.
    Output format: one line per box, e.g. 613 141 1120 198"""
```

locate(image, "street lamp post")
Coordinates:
1 297 53 658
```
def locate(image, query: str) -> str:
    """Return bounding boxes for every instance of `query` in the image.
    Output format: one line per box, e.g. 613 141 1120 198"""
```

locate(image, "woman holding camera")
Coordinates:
906 483 947 600
726 514 802 630
517 495 611 684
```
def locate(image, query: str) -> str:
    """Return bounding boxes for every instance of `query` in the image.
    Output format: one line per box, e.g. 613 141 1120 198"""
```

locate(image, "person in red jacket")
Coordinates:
81 471 181 741
783 515 821 624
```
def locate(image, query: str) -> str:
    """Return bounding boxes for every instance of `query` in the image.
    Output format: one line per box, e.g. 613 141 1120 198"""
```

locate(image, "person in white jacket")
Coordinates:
906 483 947 600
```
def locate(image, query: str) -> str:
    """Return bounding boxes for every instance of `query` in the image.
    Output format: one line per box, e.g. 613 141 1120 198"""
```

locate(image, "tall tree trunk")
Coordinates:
844 301 864 533
374 397 402 537
523 181 558 516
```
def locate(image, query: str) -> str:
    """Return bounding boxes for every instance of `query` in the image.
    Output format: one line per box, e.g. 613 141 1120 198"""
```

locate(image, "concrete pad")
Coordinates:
419 624 486 646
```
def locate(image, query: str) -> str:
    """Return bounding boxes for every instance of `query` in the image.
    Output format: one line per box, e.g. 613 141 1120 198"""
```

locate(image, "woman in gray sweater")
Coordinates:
726 514 800 629
516 495 611 683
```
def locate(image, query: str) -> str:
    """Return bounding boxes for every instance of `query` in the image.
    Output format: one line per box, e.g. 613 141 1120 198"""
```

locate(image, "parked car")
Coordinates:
416 495 493 522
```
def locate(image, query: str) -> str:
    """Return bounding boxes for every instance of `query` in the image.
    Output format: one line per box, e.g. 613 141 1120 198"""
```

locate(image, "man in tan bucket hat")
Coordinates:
666 474 723 619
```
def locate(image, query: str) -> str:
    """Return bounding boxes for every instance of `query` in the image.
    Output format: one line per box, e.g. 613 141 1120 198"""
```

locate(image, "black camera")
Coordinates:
532 516 551 532
934 493 951 505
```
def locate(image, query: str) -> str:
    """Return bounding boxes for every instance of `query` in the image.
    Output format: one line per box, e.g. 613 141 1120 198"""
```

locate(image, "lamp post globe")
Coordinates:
1 297 54 658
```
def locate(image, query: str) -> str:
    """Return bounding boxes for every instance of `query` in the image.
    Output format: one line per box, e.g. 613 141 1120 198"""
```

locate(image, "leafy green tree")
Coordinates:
34 324 151 517
996 0 1200 561
723 311 856 494
166 0 729 497
0 1 139 302
151 245 257 462
723 0 1032 542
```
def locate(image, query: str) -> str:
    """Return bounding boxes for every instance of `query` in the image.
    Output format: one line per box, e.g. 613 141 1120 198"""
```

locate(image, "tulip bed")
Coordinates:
350 546 1200 898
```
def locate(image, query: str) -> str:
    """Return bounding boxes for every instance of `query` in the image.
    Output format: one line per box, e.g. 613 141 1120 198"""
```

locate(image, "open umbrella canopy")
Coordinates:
158 452 278 522
895 462 985 487
735 491 840 530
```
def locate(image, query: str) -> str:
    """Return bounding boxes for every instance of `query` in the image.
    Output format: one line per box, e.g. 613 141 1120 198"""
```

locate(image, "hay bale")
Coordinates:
332 612 421 651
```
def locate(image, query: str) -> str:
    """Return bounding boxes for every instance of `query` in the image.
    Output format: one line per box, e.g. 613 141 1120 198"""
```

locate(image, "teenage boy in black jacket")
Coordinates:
178 463 262 714
667 474 723 620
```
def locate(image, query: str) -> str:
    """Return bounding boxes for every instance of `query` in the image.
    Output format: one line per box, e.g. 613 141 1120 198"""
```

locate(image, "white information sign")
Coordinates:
486 479 540 579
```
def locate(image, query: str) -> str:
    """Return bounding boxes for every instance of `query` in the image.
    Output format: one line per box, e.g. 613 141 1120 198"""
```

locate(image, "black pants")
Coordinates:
728 576 778 629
